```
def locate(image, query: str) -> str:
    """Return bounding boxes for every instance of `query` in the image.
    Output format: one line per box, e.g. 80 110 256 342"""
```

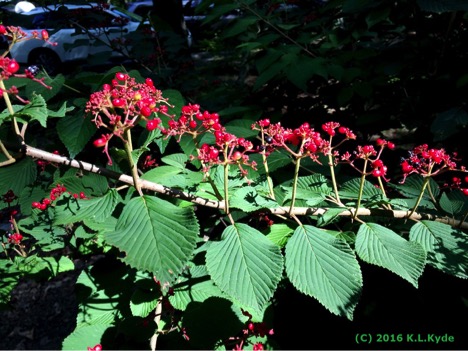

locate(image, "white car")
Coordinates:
2 2 148 74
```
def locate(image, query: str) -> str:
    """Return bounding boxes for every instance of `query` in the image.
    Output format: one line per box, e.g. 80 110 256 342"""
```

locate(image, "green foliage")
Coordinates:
1 3 468 348
285 225 362 320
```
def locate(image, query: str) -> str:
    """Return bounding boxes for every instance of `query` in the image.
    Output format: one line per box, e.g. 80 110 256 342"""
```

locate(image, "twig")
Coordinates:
24 144 468 230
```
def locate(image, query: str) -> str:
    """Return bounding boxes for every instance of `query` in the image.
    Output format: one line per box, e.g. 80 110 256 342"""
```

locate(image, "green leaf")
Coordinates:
57 113 96 158
265 223 295 247
389 175 440 199
356 223 426 287
15 255 74 276
286 56 328 90
409 221 468 279
26 74 65 102
62 324 109 351
141 165 184 186
105 196 199 285
339 178 381 199
161 153 188 170
130 273 160 317
439 190 468 216
18 216 67 251
285 225 362 320
0 260 22 307
15 94 49 127
53 189 121 225
316 207 347 227
206 223 283 313
169 265 226 311
19 183 49 216
230 186 278 212
222 17 258 38
0 157 37 196
250 150 291 175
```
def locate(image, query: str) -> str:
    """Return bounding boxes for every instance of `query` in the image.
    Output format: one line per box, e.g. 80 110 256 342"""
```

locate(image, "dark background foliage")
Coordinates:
1 0 467 349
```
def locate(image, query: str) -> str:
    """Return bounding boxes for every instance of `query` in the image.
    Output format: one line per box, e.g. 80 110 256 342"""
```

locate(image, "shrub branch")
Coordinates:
24 144 468 230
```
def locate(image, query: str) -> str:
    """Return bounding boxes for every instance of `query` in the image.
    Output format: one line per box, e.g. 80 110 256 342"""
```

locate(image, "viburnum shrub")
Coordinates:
0 30 467 350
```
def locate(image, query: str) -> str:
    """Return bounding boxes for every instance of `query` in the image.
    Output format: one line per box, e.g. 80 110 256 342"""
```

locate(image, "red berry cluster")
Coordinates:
0 25 52 98
340 138 394 180
86 73 169 164
445 176 468 195
231 310 273 350
400 144 465 183
164 104 258 175
7 232 23 245
32 184 85 211
253 120 356 163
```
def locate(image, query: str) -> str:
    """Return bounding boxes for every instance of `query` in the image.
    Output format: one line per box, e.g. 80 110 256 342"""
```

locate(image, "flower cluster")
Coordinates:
400 144 465 183
86 73 170 164
0 25 53 102
252 120 357 164
340 138 394 181
163 104 258 175
232 310 274 350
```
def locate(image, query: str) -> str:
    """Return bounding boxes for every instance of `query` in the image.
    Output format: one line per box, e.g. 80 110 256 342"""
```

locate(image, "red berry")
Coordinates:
42 198 51 206
259 119 270 128
112 98 125 108
32 201 41 208
372 169 383 177
41 29 49 40
387 142 395 149
372 160 384 168
232 151 242 161
140 106 152 117
465 176 468 183
401 161 413 173
0 25 6 35
208 148 219 160
79 192 86 199
145 78 154 86
6 61 20 74
73 193 79 199
146 119 159 131
462 189 468 196
93 138 107 148
115 72 127 81
189 120 197 129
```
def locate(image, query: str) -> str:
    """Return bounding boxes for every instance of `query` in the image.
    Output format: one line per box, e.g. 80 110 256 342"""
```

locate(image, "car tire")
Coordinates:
28 49 62 76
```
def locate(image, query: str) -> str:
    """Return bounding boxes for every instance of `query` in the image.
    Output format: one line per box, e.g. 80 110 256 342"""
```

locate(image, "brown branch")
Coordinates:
24 144 468 230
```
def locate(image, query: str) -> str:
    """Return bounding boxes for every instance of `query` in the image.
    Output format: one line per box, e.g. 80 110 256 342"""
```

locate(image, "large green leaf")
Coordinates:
409 221 468 279
439 190 468 217
356 223 426 287
53 189 121 225
230 186 278 212
388 175 440 199
57 113 96 158
0 157 37 196
105 196 199 285
169 265 226 311
285 225 362 320
339 178 381 199
206 223 283 313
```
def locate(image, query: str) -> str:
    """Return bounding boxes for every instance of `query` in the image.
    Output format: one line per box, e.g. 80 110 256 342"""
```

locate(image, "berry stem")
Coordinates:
223 147 230 214
261 129 276 200
354 158 368 220
289 156 302 215
327 151 341 205
407 176 431 219
123 129 143 196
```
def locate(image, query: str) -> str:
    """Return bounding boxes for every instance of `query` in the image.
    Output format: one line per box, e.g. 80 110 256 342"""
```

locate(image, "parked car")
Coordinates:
1 2 150 74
